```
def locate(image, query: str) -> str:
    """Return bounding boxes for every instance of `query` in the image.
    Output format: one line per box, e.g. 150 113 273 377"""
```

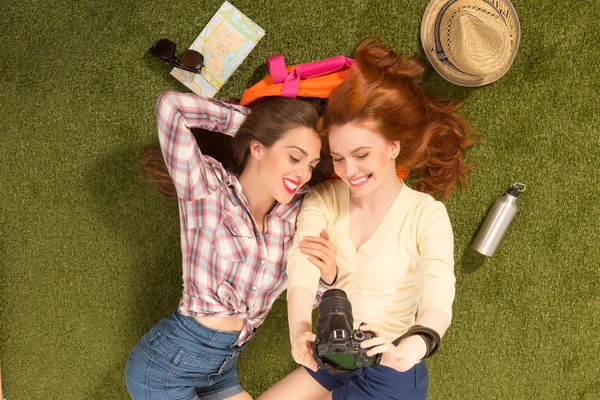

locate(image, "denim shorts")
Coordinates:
306 361 428 400
125 310 248 400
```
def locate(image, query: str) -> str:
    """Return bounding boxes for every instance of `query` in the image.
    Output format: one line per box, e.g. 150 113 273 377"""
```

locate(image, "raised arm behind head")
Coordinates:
140 95 331 200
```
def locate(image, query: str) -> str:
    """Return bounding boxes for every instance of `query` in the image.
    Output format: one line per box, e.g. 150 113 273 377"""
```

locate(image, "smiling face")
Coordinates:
328 123 400 198
254 126 322 204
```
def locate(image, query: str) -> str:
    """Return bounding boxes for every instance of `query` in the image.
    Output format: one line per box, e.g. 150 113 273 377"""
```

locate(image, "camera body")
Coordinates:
312 289 381 373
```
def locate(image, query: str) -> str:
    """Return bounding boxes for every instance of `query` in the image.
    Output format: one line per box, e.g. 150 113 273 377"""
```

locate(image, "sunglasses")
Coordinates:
149 38 204 73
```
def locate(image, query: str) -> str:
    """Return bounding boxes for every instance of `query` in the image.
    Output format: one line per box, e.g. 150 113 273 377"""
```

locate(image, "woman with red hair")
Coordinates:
259 37 476 400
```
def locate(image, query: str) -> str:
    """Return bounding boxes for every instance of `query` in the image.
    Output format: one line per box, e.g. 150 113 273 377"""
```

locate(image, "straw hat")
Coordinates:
421 0 520 86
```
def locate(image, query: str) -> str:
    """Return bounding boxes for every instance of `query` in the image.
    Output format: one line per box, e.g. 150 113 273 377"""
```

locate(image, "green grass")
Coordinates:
1 0 599 399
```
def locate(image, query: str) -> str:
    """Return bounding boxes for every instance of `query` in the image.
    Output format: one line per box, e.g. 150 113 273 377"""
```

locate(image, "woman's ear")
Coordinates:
249 139 265 160
390 140 401 158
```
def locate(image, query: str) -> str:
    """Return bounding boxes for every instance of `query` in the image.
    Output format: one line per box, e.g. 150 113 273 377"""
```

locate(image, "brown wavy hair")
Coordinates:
140 96 331 199
321 37 477 200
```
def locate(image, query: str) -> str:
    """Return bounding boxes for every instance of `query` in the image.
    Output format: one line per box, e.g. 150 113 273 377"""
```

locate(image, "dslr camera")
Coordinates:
312 289 381 373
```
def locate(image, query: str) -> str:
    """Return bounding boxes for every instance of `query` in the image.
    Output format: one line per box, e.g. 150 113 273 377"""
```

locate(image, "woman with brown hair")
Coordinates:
259 37 477 400
125 92 338 400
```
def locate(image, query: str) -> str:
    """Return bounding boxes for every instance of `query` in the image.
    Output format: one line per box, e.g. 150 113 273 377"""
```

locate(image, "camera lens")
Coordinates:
319 289 353 318
321 289 347 300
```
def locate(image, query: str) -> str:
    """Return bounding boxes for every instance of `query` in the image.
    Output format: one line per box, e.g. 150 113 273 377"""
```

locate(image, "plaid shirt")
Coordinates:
156 92 328 345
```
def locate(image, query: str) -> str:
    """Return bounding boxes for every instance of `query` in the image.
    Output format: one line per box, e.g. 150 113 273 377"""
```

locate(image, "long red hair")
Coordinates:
321 37 477 200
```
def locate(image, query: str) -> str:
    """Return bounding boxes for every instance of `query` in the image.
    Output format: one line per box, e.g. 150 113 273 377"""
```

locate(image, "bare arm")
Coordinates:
287 285 319 371
415 307 451 338
288 285 314 341
393 307 451 363
286 183 338 371
359 307 451 373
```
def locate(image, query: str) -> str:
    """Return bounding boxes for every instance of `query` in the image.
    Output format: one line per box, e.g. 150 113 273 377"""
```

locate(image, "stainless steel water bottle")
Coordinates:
471 183 526 256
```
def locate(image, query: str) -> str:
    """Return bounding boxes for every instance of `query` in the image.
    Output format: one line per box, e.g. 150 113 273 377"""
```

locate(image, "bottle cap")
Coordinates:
507 182 526 198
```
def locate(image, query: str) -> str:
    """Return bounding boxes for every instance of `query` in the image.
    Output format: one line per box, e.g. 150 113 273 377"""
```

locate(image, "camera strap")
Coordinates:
392 325 441 359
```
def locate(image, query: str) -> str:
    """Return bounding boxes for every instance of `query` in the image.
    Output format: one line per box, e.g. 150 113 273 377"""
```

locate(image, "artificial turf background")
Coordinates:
1 0 599 399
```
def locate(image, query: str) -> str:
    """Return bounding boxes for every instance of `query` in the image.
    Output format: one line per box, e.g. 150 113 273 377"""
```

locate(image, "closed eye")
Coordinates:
333 154 368 162
290 156 300 163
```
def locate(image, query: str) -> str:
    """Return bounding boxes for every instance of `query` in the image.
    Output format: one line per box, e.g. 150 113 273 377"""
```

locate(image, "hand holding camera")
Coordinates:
311 289 381 373
291 331 319 372
310 289 441 374
358 323 427 373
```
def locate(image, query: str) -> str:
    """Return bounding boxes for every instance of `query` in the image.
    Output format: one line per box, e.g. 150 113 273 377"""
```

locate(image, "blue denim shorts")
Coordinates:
306 361 428 400
125 310 247 400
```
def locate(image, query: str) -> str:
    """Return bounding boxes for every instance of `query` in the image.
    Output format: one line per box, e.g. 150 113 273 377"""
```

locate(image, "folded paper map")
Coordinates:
171 1 265 97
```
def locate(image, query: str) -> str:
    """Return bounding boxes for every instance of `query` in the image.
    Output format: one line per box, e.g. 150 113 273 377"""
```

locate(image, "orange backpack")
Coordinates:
240 54 354 105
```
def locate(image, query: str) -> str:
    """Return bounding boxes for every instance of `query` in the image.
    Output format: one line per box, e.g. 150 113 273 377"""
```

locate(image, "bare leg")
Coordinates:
225 390 254 400
257 367 330 400
316 394 332 400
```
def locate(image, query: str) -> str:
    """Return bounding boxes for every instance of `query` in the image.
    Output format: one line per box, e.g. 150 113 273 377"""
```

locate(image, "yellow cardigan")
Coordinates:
287 179 456 343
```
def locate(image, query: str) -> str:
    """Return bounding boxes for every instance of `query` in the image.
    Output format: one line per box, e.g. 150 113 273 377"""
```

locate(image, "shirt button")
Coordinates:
252 286 257 290
260 260 266 264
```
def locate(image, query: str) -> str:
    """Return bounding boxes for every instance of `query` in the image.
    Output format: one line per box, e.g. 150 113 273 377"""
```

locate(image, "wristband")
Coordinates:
391 324 441 359
319 268 338 286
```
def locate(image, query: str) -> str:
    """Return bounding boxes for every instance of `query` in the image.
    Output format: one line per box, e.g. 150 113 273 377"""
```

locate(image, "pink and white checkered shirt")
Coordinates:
156 91 322 345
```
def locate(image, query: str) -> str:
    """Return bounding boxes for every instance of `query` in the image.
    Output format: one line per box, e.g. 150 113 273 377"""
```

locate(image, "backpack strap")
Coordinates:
267 54 354 98
267 54 289 84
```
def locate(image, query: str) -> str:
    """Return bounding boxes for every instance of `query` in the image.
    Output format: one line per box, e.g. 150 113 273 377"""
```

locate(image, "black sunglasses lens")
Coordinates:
149 39 204 73
150 39 176 58
179 50 204 71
